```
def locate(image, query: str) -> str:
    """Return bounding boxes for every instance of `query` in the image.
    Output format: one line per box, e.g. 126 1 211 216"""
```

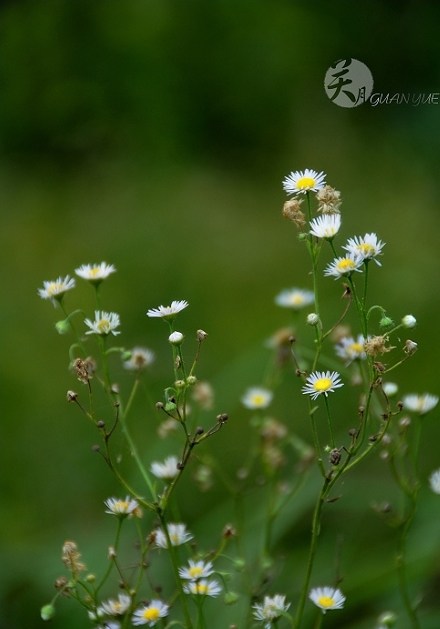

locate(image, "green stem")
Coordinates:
323 395 335 449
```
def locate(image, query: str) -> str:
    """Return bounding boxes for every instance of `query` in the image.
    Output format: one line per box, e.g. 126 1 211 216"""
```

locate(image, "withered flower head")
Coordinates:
364 335 395 357
62 540 86 573
282 199 306 228
316 185 342 214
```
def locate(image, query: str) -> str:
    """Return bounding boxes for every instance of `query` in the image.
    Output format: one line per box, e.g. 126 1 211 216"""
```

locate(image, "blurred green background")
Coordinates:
2 1 440 628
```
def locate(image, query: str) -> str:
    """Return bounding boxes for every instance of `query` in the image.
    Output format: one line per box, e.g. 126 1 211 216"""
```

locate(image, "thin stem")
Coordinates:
323 395 335 449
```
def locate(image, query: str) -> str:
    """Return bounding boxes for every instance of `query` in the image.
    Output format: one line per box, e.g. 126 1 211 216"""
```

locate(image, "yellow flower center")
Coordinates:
313 378 332 392
357 243 375 255
142 607 160 621
89 267 101 276
296 176 316 190
97 319 110 333
252 395 265 406
48 282 63 295
113 603 122 611
170 533 179 544
349 343 363 354
336 258 355 272
318 595 335 608
189 566 203 578
291 295 304 305
197 584 209 594
114 500 129 511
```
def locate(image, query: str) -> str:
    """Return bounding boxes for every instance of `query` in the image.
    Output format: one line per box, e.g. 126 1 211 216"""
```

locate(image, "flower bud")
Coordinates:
404 339 418 355
55 319 71 334
169 331 183 345
402 315 416 328
40 604 55 621
186 375 197 385
379 316 394 328
382 382 398 397
223 591 239 605
306 313 320 326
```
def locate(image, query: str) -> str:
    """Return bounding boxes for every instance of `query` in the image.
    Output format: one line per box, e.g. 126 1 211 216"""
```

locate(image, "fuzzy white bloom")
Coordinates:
154 523 193 548
302 371 343 401
306 313 320 326
402 393 439 416
38 275 75 304
335 334 366 365
241 387 273 409
104 496 139 516
275 288 314 310
183 579 222 597
75 262 116 281
132 600 169 626
179 560 214 581
343 233 385 265
150 456 180 480
429 469 440 494
309 214 341 239
309 586 345 612
100 594 131 616
324 253 363 279
169 331 184 344
402 315 417 329
84 311 120 336
123 347 155 371
253 594 290 629
147 300 188 319
382 382 398 397
283 169 326 195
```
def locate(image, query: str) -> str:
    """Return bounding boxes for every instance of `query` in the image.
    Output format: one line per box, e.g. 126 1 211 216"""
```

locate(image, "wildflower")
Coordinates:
324 253 363 279
150 456 179 480
306 313 320 326
179 559 214 581
402 394 439 416
429 469 440 494
241 387 273 409
253 594 291 629
402 315 417 329
97 623 120 629
169 331 184 344
183 579 222 597
275 288 314 310
383 382 398 397
147 300 188 319
283 169 326 196
343 233 385 265
309 586 345 612
302 371 343 401
335 334 366 365
154 523 193 548
191 381 215 410
316 185 342 214
100 594 131 616
364 335 394 356
282 199 306 228
75 262 116 282
84 311 120 336
38 275 75 305
123 347 155 371
104 496 139 516
309 214 341 239
132 600 169 626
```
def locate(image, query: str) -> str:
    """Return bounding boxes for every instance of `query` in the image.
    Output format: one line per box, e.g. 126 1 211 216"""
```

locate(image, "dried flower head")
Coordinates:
62 540 86 573
282 199 306 228
316 185 342 214
364 335 394 357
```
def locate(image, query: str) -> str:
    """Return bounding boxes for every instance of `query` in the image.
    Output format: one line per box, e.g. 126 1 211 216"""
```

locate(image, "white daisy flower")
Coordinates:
183 579 222 597
302 371 343 401
309 214 341 239
154 523 193 548
402 394 439 416
324 253 363 279
84 311 120 336
253 594 291 629
335 334 366 365
132 600 169 627
275 288 314 310
100 594 131 616
104 496 139 516
97 623 120 629
343 233 385 265
241 387 273 409
309 586 345 612
283 169 326 195
429 469 440 494
38 275 75 305
75 262 116 282
402 315 417 329
123 347 155 371
146 300 188 319
150 456 180 480
179 559 214 581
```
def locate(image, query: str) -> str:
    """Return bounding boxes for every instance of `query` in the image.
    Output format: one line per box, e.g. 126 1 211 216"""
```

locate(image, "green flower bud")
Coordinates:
40 604 55 621
55 320 71 335
379 316 394 328
223 591 240 605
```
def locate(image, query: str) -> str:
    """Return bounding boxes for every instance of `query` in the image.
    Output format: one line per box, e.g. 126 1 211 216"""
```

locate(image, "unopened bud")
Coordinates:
197 329 208 341
306 313 320 326
224 591 239 605
55 319 71 335
66 390 78 402
169 331 183 345
404 339 418 355
186 375 197 385
402 315 417 329
380 316 394 328
40 604 55 621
